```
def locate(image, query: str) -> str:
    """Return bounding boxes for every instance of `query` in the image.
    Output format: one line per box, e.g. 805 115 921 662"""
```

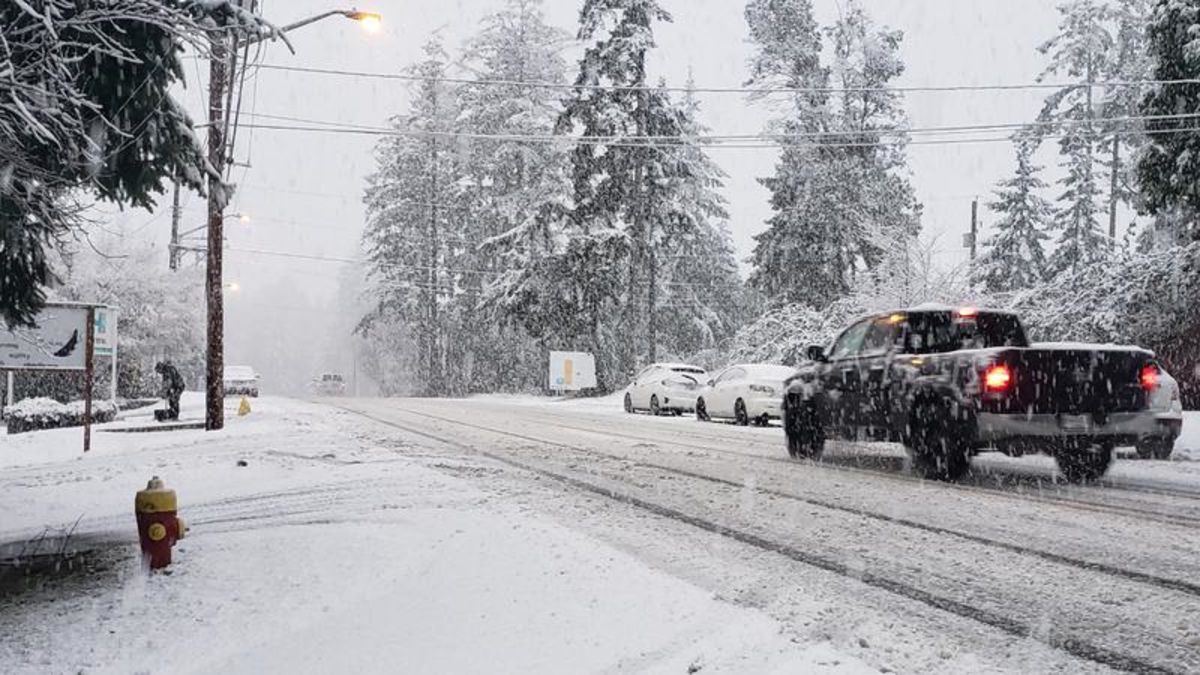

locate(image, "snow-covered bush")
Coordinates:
4 399 117 435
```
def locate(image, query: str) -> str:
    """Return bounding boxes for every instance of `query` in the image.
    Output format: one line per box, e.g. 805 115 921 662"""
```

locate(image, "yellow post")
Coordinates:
238 397 251 417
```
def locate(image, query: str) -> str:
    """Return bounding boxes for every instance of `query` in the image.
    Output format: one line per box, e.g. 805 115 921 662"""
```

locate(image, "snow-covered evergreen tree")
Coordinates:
748 0 920 308
1137 0 1200 243
361 38 462 396
0 1 270 327
974 137 1054 292
1035 0 1151 262
461 0 571 392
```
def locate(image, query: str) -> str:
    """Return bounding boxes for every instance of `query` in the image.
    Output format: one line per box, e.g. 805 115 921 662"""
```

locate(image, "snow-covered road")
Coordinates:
2 395 1199 673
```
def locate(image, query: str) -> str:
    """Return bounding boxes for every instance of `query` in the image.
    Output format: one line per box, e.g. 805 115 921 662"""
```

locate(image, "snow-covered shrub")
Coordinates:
4 398 118 435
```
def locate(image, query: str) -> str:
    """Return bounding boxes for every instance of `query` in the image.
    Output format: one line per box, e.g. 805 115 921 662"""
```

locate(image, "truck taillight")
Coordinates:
1140 364 1160 392
983 364 1012 392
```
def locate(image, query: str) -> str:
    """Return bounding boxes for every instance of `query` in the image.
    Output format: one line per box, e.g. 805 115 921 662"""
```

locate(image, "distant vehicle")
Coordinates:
784 306 1175 482
696 364 796 426
223 365 259 398
314 373 347 397
623 363 707 416
1134 366 1183 459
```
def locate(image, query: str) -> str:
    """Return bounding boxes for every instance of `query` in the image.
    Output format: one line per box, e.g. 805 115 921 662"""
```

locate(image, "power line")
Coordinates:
248 109 1200 143
254 62 1200 95
224 121 1200 151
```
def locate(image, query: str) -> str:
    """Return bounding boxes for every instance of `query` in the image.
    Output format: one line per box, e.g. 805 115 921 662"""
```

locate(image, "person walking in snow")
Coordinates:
155 361 185 421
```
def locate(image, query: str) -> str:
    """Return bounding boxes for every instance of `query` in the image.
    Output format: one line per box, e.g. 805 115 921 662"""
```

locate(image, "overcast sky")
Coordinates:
104 0 1066 378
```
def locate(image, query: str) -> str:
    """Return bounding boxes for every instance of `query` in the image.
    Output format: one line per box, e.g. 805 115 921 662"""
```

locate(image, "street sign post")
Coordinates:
0 302 106 452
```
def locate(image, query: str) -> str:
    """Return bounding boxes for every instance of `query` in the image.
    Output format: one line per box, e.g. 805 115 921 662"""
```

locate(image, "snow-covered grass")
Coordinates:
0 395 869 674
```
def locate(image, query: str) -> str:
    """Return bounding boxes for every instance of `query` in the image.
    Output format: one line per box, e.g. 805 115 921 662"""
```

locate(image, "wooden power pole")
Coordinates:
205 35 228 431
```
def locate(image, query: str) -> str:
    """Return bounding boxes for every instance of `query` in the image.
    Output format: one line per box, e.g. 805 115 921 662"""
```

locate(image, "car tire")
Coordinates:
1055 441 1114 482
785 399 825 460
734 399 750 426
696 398 709 422
650 395 662 417
1136 439 1174 460
906 400 971 482
624 393 634 414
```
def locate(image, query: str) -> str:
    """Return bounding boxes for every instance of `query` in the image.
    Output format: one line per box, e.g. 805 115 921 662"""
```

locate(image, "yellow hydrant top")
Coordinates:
135 475 177 513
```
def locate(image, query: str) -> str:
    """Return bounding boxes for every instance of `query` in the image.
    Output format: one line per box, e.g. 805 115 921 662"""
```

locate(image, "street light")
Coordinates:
347 11 382 32
204 7 383 432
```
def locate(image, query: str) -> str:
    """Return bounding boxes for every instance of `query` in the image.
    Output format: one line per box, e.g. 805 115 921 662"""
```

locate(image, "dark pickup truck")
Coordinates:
782 305 1178 482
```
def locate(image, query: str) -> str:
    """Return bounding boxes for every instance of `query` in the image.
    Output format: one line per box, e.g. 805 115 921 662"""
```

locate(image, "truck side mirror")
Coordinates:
806 345 827 363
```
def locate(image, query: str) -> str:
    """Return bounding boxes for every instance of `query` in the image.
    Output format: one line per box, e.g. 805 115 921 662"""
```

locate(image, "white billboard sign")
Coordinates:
0 306 89 370
93 306 117 358
548 351 597 391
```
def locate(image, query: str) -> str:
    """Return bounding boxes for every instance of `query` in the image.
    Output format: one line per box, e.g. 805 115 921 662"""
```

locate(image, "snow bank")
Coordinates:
1177 411 1200 461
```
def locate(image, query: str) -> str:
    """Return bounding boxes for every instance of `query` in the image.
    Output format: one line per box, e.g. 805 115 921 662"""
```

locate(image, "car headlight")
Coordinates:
749 384 775 395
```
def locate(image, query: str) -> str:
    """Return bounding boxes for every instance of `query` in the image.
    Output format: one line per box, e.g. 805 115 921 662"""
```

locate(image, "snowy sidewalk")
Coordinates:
0 396 869 674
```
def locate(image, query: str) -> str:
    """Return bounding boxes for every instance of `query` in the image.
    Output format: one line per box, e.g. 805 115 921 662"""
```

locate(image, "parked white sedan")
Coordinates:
623 363 708 416
695 363 796 426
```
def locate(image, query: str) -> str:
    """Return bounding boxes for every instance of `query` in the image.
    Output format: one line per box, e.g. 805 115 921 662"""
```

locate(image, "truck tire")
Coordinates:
1135 439 1174 461
1055 441 1113 482
785 399 824 460
906 400 971 482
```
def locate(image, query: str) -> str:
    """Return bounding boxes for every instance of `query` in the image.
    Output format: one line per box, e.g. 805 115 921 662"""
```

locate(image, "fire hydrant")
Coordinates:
135 476 186 569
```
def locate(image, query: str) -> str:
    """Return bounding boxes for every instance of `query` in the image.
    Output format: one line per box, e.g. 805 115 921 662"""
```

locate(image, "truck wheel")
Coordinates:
734 399 750 426
624 394 634 414
907 401 971 482
1055 442 1113 482
695 398 710 421
650 395 662 417
1136 439 1174 461
785 400 824 460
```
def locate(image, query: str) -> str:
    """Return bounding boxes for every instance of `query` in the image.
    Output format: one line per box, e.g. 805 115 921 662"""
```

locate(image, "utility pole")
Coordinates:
169 181 181 271
205 33 229 431
969 198 978 261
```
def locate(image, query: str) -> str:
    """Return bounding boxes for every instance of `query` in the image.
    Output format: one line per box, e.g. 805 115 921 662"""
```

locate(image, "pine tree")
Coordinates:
550 0 673 389
1035 0 1151 262
362 38 462 396
0 1 267 327
461 0 571 391
975 137 1053 292
1137 0 1200 242
747 0 920 308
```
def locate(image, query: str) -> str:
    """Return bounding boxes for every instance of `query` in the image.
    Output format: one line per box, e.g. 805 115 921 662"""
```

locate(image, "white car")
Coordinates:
223 365 259 398
1137 367 1183 459
623 363 707 416
695 363 796 426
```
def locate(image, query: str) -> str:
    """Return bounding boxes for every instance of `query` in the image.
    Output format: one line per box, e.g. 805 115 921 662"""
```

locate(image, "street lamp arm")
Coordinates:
242 9 379 49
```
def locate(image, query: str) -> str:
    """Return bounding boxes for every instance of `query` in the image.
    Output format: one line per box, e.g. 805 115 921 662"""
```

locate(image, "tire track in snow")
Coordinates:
338 402 1185 675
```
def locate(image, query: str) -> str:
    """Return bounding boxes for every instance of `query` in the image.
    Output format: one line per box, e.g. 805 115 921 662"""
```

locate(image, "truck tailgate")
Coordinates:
992 348 1154 415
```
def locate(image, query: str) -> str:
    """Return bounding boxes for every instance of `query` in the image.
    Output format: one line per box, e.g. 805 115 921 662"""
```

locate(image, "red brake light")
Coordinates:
983 364 1012 392
1140 365 1160 392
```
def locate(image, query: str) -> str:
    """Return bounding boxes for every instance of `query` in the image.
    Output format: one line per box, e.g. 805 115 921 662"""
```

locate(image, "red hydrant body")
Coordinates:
135 477 186 569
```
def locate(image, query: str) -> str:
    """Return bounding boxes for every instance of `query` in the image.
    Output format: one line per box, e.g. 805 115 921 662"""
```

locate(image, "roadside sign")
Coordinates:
0 305 89 370
548 351 597 391
93 307 117 358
